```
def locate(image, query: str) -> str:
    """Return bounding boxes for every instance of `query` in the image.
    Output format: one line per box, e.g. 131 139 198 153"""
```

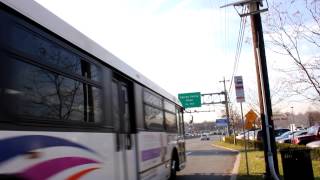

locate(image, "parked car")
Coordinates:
200 134 210 140
235 129 259 140
276 130 307 144
293 125 320 145
289 130 307 140
248 129 260 140
274 128 290 137
256 128 290 141
236 131 249 140
276 131 293 143
306 140 320 149
256 130 263 141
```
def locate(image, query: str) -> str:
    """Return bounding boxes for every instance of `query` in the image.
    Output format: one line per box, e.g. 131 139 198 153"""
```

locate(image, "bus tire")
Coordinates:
169 151 178 180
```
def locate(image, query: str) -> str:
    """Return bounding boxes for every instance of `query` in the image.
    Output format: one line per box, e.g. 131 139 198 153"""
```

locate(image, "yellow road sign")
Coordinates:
245 121 253 129
245 109 258 123
245 109 258 129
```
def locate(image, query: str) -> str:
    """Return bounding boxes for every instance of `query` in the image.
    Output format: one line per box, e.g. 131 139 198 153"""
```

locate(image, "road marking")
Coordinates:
231 153 241 180
211 144 238 152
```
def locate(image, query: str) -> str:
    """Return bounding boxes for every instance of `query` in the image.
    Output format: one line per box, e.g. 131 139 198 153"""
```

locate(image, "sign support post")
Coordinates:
240 102 249 175
234 75 249 175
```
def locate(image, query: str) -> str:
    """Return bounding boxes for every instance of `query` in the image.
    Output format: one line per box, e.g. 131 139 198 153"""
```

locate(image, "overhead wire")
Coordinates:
228 6 248 99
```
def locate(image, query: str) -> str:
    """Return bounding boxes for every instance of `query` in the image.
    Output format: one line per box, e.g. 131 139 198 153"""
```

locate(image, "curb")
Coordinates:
211 144 240 180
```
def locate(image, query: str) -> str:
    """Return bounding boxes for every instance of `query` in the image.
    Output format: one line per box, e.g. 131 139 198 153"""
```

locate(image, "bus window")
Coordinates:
1 56 103 123
165 112 177 132
144 90 162 108
164 100 177 132
143 90 164 131
144 106 164 130
112 79 134 134
6 22 102 82
164 100 175 113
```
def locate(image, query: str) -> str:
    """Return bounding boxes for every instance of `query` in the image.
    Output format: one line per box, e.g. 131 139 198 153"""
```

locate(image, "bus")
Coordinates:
0 1 186 179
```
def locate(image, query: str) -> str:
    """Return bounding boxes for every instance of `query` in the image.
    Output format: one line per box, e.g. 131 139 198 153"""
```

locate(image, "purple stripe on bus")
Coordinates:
141 148 161 161
19 157 99 180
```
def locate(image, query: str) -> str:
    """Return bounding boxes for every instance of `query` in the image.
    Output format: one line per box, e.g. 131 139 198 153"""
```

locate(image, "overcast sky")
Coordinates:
33 0 315 123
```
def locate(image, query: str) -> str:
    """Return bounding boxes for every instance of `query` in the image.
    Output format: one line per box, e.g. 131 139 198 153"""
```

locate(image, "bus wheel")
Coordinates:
169 156 178 180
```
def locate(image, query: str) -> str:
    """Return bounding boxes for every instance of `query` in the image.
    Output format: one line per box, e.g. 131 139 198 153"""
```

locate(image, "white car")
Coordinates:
248 130 261 141
236 131 252 140
200 134 210 140
306 140 320 148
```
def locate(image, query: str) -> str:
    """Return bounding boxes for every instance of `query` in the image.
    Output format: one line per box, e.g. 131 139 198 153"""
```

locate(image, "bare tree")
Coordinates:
306 110 320 125
246 79 288 114
264 0 320 101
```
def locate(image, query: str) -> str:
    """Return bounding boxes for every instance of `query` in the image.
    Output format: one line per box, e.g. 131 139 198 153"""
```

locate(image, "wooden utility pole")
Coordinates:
249 1 279 177
221 0 279 179
249 2 279 178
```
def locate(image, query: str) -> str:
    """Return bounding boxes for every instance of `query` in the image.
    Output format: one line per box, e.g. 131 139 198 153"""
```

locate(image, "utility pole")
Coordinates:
248 2 279 178
220 77 231 136
221 0 279 179
249 2 279 179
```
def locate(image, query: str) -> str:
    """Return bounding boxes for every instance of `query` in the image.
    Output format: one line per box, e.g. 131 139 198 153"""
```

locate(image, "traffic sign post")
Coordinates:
240 102 249 175
178 92 201 108
234 76 249 175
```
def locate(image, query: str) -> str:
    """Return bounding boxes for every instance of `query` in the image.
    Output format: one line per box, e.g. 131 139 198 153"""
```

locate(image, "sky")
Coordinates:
33 0 316 123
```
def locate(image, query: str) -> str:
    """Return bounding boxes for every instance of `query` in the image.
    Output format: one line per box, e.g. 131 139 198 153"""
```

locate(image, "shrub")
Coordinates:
223 136 320 160
311 148 320 160
224 136 263 150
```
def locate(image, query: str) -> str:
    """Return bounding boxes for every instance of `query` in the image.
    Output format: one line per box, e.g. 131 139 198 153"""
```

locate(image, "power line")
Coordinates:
230 7 246 91
228 6 248 98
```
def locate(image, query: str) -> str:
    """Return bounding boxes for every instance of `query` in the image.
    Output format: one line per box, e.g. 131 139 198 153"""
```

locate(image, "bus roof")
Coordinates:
1 0 181 106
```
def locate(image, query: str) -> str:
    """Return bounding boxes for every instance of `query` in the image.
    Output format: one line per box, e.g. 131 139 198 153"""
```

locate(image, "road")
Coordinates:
177 135 238 180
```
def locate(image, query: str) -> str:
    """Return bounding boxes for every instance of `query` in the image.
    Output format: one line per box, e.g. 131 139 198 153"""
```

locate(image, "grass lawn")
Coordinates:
214 141 320 180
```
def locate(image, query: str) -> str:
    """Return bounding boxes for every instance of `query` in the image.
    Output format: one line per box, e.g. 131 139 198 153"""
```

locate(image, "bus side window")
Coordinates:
1 56 103 123
164 100 177 132
143 90 164 131
6 21 102 82
165 112 177 132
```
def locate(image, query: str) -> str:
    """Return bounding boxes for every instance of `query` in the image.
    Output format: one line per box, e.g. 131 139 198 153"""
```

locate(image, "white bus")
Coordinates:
0 1 186 180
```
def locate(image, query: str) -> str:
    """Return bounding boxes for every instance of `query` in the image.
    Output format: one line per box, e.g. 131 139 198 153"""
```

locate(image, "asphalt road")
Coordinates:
176 135 238 180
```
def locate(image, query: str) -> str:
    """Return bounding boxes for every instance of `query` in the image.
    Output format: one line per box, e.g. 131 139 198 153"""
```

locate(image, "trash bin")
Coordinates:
280 148 314 180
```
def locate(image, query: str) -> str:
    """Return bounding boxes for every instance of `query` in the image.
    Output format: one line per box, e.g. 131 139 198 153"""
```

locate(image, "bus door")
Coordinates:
177 108 186 165
112 77 137 180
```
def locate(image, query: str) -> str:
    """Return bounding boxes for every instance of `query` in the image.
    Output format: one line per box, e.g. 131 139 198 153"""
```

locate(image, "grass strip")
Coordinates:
214 141 320 180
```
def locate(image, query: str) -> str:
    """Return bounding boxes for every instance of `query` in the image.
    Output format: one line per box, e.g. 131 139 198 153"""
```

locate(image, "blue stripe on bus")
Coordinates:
0 135 98 164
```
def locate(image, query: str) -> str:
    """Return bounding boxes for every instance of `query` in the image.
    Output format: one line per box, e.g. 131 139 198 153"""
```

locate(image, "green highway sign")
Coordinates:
178 92 201 108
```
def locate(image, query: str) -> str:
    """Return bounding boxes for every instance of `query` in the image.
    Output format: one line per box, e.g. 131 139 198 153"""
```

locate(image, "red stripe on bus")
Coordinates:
66 167 100 180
